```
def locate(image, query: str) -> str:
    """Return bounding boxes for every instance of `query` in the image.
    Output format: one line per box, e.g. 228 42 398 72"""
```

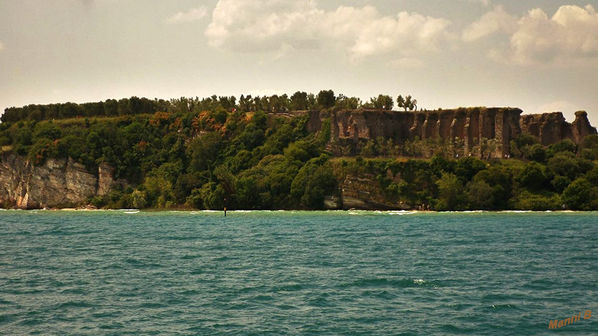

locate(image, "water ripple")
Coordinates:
0 211 597 335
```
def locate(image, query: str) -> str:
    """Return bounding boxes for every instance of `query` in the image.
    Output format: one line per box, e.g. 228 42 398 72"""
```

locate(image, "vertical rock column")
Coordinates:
494 109 505 158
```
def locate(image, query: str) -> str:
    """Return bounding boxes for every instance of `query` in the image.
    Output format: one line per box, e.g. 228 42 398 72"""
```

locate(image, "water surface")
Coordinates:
1 211 597 335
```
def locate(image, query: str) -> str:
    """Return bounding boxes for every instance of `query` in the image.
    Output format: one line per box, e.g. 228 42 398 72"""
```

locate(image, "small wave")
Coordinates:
56 300 94 309
440 324 475 333
344 278 442 289
500 210 532 213
387 211 417 215
490 303 519 311
274 283 305 292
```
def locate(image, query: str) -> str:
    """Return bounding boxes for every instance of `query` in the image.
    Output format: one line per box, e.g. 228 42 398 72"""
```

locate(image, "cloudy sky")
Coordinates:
1 0 597 122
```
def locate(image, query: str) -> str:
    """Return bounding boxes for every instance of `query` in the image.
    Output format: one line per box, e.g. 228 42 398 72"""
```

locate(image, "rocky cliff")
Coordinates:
0 154 116 209
520 111 597 145
304 108 596 158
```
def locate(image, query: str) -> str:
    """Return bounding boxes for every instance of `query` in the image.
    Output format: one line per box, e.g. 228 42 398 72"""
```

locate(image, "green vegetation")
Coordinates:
2 91 598 210
332 145 598 210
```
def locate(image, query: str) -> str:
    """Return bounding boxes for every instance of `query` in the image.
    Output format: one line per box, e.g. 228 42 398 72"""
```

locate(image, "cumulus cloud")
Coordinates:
204 0 453 62
166 6 208 24
508 5 598 65
464 0 491 7
465 4 598 65
462 5 516 42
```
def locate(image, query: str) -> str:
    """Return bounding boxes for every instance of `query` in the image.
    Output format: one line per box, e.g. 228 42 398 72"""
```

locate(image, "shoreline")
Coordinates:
0 208 587 214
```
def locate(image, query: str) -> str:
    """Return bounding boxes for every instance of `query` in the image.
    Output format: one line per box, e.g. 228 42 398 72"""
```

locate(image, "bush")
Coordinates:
517 162 547 190
562 178 598 210
466 179 494 209
435 172 465 210
512 191 561 210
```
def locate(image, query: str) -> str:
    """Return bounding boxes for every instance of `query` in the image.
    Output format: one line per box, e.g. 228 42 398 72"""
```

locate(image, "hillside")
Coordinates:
1 93 598 210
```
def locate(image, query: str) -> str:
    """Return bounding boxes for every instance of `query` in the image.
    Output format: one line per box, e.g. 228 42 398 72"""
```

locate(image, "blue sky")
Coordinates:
1 0 597 122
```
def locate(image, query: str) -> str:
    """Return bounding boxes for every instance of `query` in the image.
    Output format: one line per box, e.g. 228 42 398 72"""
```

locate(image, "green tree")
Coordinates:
547 139 577 157
562 178 598 210
436 172 465 210
317 90 336 109
188 132 223 172
517 162 547 191
290 91 309 110
369 95 394 110
396 95 405 111
547 152 585 180
291 156 336 209
466 179 495 209
527 144 546 163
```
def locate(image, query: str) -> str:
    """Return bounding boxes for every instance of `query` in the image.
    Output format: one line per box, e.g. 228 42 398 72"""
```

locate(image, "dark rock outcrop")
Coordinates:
304 108 596 158
0 154 117 209
336 174 409 210
520 111 597 145
571 111 597 143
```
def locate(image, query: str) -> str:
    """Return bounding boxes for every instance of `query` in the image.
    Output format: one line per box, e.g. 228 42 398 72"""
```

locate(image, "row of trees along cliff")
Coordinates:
1 90 598 210
0 91 417 123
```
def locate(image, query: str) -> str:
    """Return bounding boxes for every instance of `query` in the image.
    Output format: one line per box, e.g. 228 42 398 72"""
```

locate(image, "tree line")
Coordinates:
1 91 419 123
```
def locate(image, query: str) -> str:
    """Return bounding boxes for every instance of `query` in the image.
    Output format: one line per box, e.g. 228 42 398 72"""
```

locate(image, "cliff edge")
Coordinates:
303 108 596 158
0 154 116 209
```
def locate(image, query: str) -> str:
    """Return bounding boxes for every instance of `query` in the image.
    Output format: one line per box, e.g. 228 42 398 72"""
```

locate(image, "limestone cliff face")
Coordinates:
304 108 596 158
571 111 596 143
337 174 409 210
0 154 116 209
307 107 524 158
520 111 597 145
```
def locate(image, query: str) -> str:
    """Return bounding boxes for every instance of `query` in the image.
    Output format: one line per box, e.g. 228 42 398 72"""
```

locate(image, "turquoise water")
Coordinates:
0 211 597 335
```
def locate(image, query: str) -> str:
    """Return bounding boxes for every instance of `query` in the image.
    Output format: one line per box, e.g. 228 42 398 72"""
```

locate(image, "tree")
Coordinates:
547 139 577 158
527 144 546 162
290 91 309 110
517 162 547 191
187 132 223 172
369 95 394 110
396 95 405 111
397 94 417 111
466 179 495 209
335 94 361 109
317 90 336 109
562 178 598 210
436 172 465 210
290 156 336 209
547 152 582 180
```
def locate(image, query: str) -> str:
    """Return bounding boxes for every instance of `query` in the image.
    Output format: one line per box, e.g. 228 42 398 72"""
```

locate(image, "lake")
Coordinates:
1 210 597 335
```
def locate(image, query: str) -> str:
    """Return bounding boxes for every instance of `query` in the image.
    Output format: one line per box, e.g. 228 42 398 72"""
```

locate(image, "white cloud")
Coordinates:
389 57 425 69
348 11 452 61
508 5 598 65
466 4 598 65
204 0 453 63
464 0 491 7
166 6 208 24
462 5 516 42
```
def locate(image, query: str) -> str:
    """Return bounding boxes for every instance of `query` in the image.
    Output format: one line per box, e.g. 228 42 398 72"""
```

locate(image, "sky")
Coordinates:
1 0 597 122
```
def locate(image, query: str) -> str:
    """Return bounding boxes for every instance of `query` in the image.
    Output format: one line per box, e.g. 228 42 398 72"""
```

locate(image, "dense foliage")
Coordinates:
2 92 598 210
333 135 598 210
0 94 340 209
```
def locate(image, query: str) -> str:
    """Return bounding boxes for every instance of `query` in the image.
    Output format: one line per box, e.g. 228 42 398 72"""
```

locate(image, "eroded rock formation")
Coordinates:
304 108 596 158
0 154 117 209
